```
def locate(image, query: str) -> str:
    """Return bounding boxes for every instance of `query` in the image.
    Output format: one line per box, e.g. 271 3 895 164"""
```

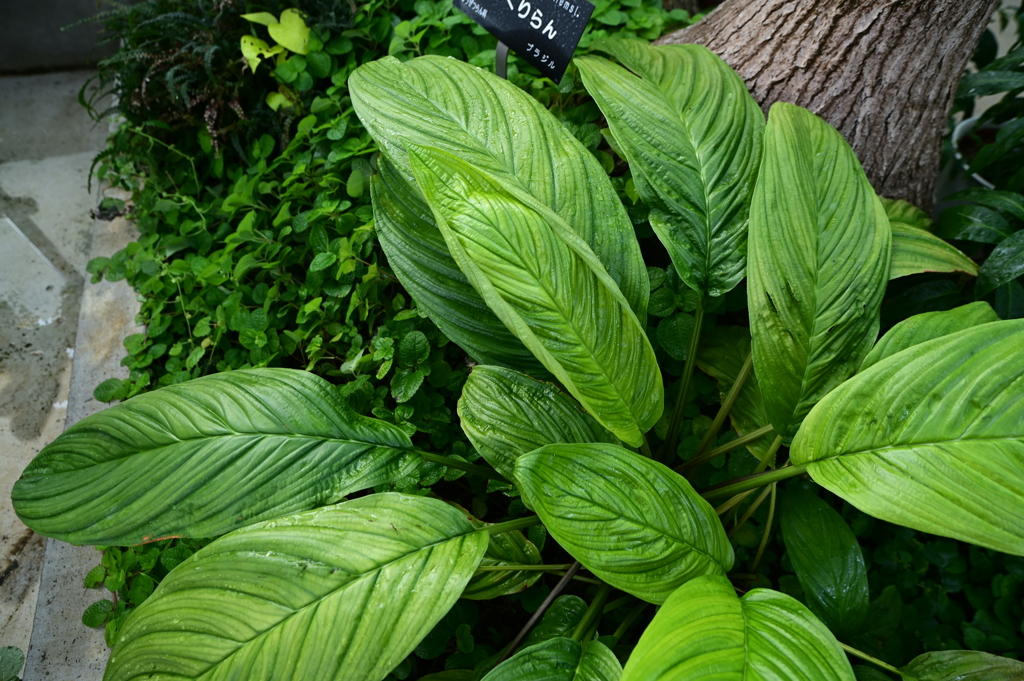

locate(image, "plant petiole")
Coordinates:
662 299 704 461
727 484 773 538
484 516 543 536
752 435 784 475
839 642 904 675
610 602 649 644
495 561 582 664
676 423 775 473
700 463 807 500
474 563 575 572
750 482 777 573
691 351 753 466
571 582 613 643
416 450 511 483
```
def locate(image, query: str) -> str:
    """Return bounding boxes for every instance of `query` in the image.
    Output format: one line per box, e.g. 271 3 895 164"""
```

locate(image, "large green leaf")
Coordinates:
748 103 891 438
458 365 618 479
482 638 622 681
696 326 774 459
12 369 418 546
350 56 648 327
861 302 1000 371
514 443 732 603
103 493 489 681
791 320 1024 555
901 650 1024 680
889 224 978 279
577 40 763 298
409 146 662 446
463 524 542 600
522 597 588 648
977 230 1024 296
371 158 545 374
620 576 855 681
780 488 868 639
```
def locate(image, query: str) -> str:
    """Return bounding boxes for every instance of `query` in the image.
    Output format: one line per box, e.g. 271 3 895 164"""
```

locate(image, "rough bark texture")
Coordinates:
657 0 1000 212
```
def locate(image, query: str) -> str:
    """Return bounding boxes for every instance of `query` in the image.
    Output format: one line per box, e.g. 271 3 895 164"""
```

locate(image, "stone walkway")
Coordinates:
1 70 137 680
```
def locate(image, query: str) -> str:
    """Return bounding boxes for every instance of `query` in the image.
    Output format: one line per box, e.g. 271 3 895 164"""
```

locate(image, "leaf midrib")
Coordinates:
29 431 405 475
805 433 1024 466
164 526 482 681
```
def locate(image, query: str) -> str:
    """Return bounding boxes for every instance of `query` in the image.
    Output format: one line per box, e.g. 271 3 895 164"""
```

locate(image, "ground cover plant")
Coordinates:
14 34 1024 680
71 0 697 655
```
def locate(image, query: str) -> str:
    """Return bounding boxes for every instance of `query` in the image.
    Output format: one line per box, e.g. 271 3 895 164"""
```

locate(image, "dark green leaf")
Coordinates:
942 189 1024 221
956 71 1024 97
0 647 25 681
977 230 1024 296
780 489 869 638
656 313 695 361
482 638 622 681
937 204 1015 244
901 650 1024 680
82 599 114 628
522 596 588 648
93 377 128 403
464 526 542 600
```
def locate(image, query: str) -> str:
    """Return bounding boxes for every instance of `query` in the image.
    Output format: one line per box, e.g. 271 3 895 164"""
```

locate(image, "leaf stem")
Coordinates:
752 435 784 475
611 603 649 644
495 561 581 664
715 488 757 516
640 436 653 459
839 642 903 675
750 482 777 573
484 516 543 536
700 463 807 500
474 563 575 572
571 582 613 643
692 351 752 463
727 485 772 538
662 299 704 461
676 424 775 472
417 451 510 483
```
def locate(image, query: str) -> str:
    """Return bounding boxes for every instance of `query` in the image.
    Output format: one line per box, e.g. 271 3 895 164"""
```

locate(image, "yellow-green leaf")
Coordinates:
860 302 999 371
748 103 890 438
409 146 662 446
515 444 732 604
103 494 489 681
792 320 1024 555
621 576 854 681
577 40 763 298
268 8 309 54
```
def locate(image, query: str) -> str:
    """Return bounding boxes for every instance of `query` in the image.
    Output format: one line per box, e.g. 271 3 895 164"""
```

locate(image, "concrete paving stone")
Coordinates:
0 71 109 164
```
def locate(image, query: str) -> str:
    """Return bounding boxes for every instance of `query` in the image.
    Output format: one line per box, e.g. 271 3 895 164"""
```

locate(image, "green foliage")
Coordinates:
30 2 1024 677
0 648 24 681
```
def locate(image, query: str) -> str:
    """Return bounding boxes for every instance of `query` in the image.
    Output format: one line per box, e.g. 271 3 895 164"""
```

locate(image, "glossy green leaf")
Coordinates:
514 444 732 603
621 576 855 681
103 494 489 681
861 302 999 371
901 650 1024 680
791 320 1024 555
943 188 1024 222
482 638 622 681
880 197 933 231
464 525 542 600
696 326 774 459
522 596 588 648
748 103 891 438
936 205 1014 244
458 365 618 480
577 40 763 298
780 489 868 639
12 369 418 546
977 230 1024 296
351 56 648 338
409 146 662 446
371 158 546 375
889 223 978 279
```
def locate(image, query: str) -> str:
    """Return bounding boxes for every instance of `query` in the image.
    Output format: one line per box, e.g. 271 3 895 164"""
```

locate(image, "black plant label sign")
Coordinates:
453 0 595 83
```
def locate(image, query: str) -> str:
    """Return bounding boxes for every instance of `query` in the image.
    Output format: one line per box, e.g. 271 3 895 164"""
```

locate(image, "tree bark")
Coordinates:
656 0 999 212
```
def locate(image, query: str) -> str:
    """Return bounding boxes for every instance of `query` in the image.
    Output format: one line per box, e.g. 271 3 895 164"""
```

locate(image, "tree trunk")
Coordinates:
656 0 999 212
